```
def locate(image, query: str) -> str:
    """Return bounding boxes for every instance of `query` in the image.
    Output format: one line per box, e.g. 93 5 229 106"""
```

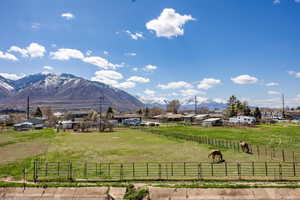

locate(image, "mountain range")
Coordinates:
0 73 143 112
0 72 227 112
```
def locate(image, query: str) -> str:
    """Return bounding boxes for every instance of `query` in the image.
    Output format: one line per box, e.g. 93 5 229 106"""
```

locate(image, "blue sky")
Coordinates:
1 0 300 107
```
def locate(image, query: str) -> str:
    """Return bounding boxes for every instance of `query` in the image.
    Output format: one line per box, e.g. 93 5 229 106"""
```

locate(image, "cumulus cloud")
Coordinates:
82 56 117 69
158 81 192 89
197 78 221 89
144 64 158 72
61 13 75 20
146 8 195 38
125 30 144 40
132 67 138 72
0 51 18 61
127 76 150 83
31 23 41 29
117 81 136 89
50 48 84 60
273 0 280 4
125 52 137 56
92 70 123 81
144 89 155 96
86 50 92 56
0 73 25 80
288 71 300 78
231 74 258 84
50 48 118 69
8 42 46 58
268 91 281 95
43 66 54 70
180 89 205 97
213 98 227 104
266 82 279 86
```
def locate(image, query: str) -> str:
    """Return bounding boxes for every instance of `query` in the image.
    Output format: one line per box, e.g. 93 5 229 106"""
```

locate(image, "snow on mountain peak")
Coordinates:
0 80 14 91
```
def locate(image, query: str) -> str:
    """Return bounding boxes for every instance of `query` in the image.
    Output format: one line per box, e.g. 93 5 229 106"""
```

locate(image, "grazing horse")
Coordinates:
240 141 251 153
208 149 223 162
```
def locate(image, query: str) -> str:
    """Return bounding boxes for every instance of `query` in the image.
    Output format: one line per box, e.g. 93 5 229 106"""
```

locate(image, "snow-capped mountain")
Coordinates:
140 96 227 110
0 76 15 98
0 73 143 111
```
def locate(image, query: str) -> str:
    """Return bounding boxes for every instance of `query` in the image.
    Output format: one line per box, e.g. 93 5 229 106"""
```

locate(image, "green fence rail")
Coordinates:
137 128 299 162
31 160 300 182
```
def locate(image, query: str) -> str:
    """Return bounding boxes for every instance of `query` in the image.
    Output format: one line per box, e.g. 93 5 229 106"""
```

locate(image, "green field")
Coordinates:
0 124 299 180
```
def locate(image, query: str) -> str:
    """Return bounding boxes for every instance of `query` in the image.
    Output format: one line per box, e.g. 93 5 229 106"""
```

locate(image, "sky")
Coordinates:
0 0 300 107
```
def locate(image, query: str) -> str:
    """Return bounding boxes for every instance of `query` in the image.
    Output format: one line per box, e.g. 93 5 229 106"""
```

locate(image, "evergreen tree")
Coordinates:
253 107 262 120
33 107 43 118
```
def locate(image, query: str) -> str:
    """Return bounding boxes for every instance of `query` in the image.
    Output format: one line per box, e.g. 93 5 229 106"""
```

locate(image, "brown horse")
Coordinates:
240 141 251 153
208 149 223 162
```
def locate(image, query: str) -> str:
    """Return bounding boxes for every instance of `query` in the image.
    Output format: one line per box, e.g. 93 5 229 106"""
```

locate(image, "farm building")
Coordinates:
153 113 184 122
202 118 223 127
229 116 256 125
14 122 33 131
183 114 196 123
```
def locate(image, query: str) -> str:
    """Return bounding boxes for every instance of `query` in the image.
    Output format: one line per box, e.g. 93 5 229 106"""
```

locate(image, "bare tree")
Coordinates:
167 100 181 114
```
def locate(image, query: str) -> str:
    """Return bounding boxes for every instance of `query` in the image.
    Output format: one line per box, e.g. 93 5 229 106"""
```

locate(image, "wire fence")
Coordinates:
136 128 300 162
30 160 300 182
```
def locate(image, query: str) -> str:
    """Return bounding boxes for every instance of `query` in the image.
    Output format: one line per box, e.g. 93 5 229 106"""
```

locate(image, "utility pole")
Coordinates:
282 93 285 119
98 95 104 132
27 96 30 120
194 96 197 114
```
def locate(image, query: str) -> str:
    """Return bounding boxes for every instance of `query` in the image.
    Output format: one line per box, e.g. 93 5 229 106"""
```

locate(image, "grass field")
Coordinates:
0 124 299 180
152 123 300 151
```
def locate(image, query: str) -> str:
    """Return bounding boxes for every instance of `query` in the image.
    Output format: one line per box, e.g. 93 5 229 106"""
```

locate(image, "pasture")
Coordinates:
0 124 299 181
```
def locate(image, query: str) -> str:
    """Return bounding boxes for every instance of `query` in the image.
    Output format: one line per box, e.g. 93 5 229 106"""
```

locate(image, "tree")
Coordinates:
42 107 56 127
242 101 251 116
144 107 150 117
226 95 238 117
253 107 262 120
149 107 164 117
167 100 181 114
136 109 143 115
198 107 209 114
106 107 114 119
33 107 43 118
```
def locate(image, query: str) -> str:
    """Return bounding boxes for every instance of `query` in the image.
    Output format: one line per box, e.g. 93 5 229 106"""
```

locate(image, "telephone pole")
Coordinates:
194 96 198 114
98 95 104 132
282 93 285 119
27 96 30 120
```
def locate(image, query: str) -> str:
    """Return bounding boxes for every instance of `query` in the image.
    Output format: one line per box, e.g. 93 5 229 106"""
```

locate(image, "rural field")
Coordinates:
0 124 300 181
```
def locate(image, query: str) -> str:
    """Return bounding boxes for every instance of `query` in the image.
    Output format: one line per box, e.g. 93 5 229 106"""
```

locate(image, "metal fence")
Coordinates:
138 128 299 162
31 160 300 182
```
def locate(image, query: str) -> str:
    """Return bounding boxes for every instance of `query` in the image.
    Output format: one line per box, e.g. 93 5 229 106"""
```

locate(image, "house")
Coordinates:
14 122 33 131
113 114 142 123
183 114 196 123
202 118 223 127
229 116 256 125
0 115 10 122
262 112 283 120
27 117 46 129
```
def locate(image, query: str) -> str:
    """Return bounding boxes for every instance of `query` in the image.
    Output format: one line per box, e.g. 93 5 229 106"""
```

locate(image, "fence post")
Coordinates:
58 162 60 177
293 152 295 162
282 150 285 162
33 160 37 183
132 163 135 178
237 163 241 180
225 162 228 176
265 162 268 176
257 146 260 160
84 162 87 178
158 163 162 180
45 162 48 177
184 162 186 176
120 164 123 181
146 163 149 177
252 162 255 176
293 162 296 177
171 162 173 176
211 163 214 176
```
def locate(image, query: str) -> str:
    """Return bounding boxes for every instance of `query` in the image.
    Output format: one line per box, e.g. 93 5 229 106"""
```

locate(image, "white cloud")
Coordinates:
158 81 192 89
86 50 92 56
213 98 227 104
117 81 136 89
50 48 84 60
197 78 221 89
180 89 205 97
0 73 25 80
127 76 150 83
144 64 157 72
295 0 300 3
266 82 279 86
273 0 280 4
8 42 46 58
132 67 138 72
125 30 144 40
43 66 54 70
146 8 195 38
61 13 75 20
144 89 156 96
31 23 41 29
288 71 300 78
125 52 137 56
0 51 18 61
268 91 281 95
231 74 258 84
103 51 109 55
82 56 117 69
92 70 123 80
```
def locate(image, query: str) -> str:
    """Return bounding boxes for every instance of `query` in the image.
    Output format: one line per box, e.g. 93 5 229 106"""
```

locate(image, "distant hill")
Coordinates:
0 73 143 112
